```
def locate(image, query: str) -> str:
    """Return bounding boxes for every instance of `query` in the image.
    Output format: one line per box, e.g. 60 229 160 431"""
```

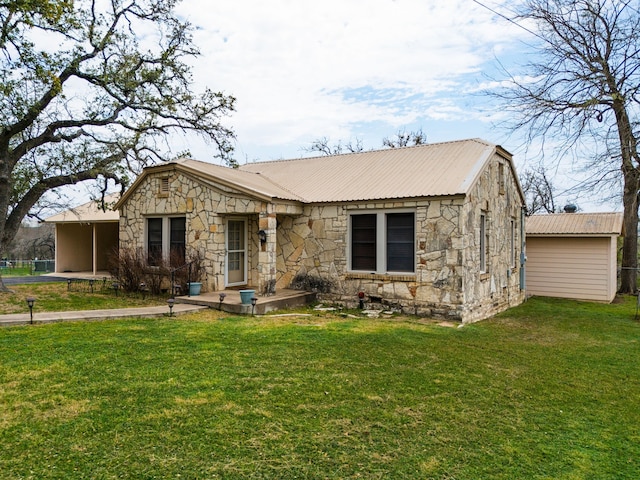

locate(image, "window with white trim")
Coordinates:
146 216 186 266
510 218 516 268
480 213 488 273
349 210 415 274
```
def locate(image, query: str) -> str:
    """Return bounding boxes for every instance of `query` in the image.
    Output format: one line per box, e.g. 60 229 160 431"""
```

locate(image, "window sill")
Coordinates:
480 272 490 281
346 272 416 282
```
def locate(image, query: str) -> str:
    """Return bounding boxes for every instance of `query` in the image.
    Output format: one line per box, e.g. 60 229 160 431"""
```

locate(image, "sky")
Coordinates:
60 0 618 213
173 0 523 163
168 0 618 212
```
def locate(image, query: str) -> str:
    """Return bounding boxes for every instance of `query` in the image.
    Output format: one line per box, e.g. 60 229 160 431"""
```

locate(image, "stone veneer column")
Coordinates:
258 204 277 294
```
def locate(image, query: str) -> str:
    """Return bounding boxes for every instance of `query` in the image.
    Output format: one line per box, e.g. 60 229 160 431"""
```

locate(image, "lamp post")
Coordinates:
26 297 35 324
251 296 258 316
167 298 175 317
218 292 226 310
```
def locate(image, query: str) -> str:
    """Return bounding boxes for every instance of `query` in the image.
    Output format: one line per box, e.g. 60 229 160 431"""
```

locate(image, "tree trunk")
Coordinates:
619 172 639 294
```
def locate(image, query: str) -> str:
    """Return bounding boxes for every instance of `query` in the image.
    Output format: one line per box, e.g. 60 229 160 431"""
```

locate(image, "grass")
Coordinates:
0 282 167 314
0 296 639 478
0 266 34 277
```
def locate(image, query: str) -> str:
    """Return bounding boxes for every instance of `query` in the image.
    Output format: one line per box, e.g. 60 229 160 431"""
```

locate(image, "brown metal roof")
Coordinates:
177 159 304 201
238 138 502 202
526 212 623 236
44 193 120 223
113 138 521 209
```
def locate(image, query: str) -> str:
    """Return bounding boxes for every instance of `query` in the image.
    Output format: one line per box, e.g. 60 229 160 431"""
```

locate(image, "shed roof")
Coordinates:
526 212 623 236
44 193 120 224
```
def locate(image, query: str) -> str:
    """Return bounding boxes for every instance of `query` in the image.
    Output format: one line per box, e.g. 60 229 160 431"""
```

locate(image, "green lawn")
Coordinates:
0 266 33 277
0 282 166 314
0 296 638 479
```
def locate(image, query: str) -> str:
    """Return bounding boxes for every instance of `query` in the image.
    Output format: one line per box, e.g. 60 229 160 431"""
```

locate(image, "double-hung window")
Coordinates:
146 217 186 266
480 213 488 273
350 210 415 274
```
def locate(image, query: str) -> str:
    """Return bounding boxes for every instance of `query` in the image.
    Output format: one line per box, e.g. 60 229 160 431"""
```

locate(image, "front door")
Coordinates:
226 218 247 286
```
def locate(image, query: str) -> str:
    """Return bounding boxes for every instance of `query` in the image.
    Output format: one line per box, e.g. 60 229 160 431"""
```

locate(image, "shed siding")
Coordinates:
526 237 616 302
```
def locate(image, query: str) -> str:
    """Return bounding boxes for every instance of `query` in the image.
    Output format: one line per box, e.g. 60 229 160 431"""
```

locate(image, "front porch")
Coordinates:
175 288 317 315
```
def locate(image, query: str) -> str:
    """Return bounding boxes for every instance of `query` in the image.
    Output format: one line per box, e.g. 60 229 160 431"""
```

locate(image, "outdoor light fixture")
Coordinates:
140 282 147 299
67 279 72 291
258 229 267 244
26 297 35 324
112 281 119 297
218 292 226 310
89 279 95 293
167 298 175 317
251 296 258 315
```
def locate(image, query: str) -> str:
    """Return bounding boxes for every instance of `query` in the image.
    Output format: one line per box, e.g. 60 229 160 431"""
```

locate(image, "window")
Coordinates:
147 218 163 265
351 214 377 270
498 162 505 194
510 219 516 268
480 213 488 273
169 217 186 265
146 217 186 266
387 213 414 272
350 211 415 274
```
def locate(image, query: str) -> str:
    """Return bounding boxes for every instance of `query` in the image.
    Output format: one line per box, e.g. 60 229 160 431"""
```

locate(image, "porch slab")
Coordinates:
174 288 317 315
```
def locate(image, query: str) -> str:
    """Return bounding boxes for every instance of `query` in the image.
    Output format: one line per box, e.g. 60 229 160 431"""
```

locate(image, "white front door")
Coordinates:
226 218 247 286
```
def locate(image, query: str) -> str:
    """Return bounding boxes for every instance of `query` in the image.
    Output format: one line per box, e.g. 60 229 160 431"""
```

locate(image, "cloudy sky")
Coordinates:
172 0 529 163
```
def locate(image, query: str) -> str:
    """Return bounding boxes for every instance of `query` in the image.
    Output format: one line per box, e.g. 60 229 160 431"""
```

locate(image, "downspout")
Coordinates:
520 207 526 292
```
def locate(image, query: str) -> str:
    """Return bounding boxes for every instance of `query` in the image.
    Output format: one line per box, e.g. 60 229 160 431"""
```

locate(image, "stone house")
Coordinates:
115 138 526 323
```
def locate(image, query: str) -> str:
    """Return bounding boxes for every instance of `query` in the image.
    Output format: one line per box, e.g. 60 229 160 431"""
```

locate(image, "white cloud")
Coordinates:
174 0 526 160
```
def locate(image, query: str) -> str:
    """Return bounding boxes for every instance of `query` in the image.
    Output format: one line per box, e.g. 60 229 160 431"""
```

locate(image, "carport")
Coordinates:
44 194 119 277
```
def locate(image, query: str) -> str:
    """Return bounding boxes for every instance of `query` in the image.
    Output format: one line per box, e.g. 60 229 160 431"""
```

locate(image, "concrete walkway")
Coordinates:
0 303 208 327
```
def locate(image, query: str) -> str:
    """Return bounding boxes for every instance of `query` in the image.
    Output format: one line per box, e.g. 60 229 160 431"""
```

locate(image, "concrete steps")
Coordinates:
175 289 317 315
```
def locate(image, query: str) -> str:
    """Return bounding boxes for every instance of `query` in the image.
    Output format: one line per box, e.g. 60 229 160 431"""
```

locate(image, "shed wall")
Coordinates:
525 236 617 302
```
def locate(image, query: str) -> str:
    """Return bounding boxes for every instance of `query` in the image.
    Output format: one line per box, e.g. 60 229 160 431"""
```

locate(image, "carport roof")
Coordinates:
44 193 120 223
526 212 623 236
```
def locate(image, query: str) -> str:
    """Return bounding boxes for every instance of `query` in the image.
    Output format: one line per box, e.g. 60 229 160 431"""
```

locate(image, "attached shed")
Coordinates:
44 194 120 276
525 212 623 302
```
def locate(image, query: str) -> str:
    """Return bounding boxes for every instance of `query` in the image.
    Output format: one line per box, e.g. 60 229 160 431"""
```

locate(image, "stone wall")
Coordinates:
119 169 266 292
120 155 524 322
274 152 525 323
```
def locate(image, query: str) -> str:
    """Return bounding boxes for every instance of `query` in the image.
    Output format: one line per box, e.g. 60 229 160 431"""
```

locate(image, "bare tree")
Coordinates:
492 0 640 293
522 166 558 214
382 128 427 148
305 128 426 156
0 0 235 291
303 137 364 156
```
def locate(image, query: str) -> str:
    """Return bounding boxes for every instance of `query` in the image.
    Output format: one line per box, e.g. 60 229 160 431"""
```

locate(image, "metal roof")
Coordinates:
238 138 502 202
44 193 120 223
526 212 623 236
112 137 521 210
177 159 304 201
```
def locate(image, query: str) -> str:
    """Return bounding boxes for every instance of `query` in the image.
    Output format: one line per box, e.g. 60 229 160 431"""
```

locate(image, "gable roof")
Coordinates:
239 138 515 203
116 138 523 208
526 212 623 236
44 193 120 223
